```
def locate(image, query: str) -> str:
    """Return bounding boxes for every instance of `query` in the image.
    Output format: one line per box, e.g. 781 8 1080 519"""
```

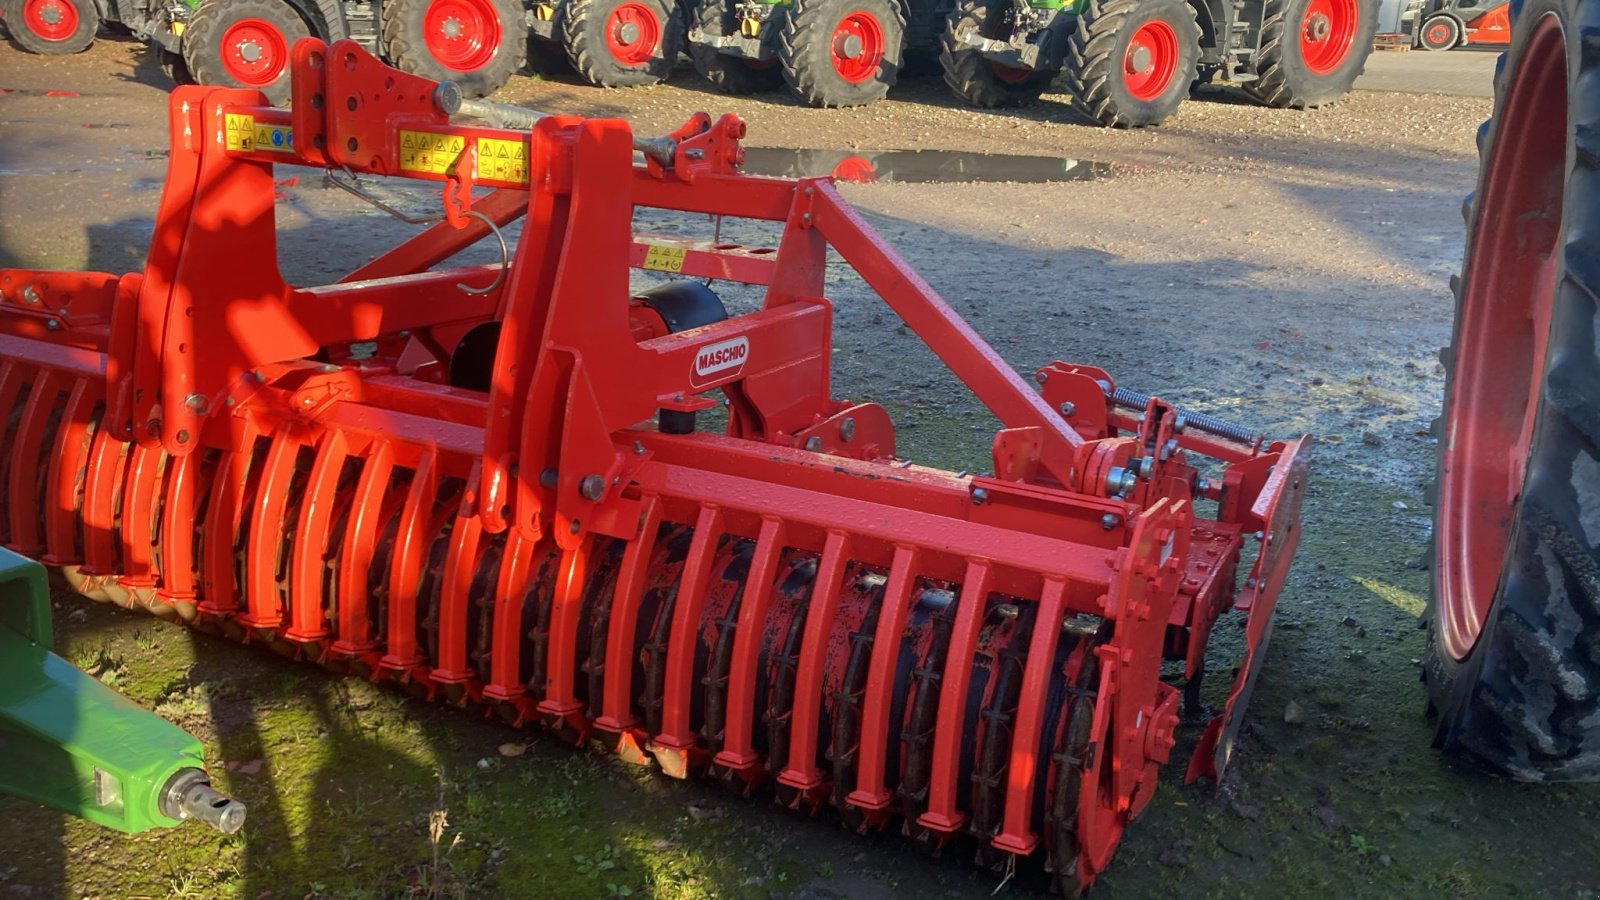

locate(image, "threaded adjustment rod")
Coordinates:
1107 386 1260 446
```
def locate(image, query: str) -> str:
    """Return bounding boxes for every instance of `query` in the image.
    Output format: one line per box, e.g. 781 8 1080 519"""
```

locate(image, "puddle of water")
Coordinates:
739 148 1113 184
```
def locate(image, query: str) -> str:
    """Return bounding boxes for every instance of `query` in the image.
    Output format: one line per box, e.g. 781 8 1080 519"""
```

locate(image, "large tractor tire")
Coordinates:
1245 0 1377 108
939 0 1055 108
1426 0 1600 781
183 0 311 105
382 0 526 98
563 0 684 87
1061 0 1199 127
689 0 785 93
0 0 97 53
778 0 905 107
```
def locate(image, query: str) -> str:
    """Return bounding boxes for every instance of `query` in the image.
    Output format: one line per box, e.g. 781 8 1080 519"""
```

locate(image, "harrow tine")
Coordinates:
0 360 30 549
652 504 725 772
287 431 348 642
919 559 993 835
539 535 594 722
7 368 67 557
595 494 661 734
712 515 786 776
994 576 1069 855
116 440 163 591
155 449 200 611
243 431 300 629
434 491 486 688
42 377 96 565
845 544 920 815
484 528 536 707
381 450 437 676
776 529 852 796
334 442 394 656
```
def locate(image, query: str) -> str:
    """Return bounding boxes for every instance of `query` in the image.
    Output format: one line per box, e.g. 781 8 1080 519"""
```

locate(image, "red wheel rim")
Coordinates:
220 18 290 85
21 0 80 42
1425 19 1453 47
991 60 1032 84
1122 20 1178 101
830 154 877 183
829 11 885 84
1298 0 1358 74
604 2 662 67
1436 17 1566 661
423 0 503 72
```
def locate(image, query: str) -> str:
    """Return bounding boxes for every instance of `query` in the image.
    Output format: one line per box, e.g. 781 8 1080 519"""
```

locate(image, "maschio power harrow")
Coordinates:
0 41 1310 892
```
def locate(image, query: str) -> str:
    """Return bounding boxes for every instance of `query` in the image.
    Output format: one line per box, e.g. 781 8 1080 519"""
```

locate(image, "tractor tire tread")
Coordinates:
938 0 1053 108
183 0 312 104
381 0 527 98
778 0 906 107
564 0 685 87
1246 0 1377 108
0 0 96 54
1425 0 1600 782
1062 0 1199 127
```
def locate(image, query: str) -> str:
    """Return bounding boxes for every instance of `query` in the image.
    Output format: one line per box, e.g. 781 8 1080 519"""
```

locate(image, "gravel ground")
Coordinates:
2 36 1598 900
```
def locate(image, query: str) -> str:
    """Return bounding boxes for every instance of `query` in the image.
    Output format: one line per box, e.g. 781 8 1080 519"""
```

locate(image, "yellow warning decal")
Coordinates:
224 113 255 152
476 136 529 184
399 130 468 175
642 244 688 273
254 123 293 153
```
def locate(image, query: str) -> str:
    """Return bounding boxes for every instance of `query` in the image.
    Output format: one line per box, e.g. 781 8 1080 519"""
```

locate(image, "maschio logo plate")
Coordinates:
691 337 749 386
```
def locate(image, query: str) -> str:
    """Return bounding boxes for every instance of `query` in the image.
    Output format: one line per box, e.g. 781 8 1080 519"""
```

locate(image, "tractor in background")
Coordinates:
939 0 1379 126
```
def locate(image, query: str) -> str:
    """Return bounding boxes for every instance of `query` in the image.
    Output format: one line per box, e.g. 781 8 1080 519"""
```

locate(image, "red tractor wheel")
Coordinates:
1245 0 1376 107
382 0 526 98
0 0 98 55
940 0 1056 108
1419 13 1461 50
778 0 905 107
1426 0 1600 779
1062 0 1200 127
563 0 684 87
182 0 310 104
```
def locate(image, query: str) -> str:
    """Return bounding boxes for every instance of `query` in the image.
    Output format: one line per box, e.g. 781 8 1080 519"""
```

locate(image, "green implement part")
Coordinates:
0 548 244 835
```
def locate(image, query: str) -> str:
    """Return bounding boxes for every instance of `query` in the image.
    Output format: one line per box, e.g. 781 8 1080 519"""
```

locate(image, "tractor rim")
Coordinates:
1425 18 1454 46
830 154 877 183
991 60 1032 84
1122 20 1178 101
220 18 291 85
605 2 662 66
1437 14 1566 661
423 0 502 72
22 0 80 42
830 11 885 83
1298 0 1358 74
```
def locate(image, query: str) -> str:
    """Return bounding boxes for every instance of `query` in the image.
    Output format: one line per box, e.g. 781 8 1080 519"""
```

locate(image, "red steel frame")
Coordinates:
0 40 1310 890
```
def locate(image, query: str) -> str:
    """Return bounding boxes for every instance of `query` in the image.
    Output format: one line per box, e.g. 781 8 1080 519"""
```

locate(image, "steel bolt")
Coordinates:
1138 457 1153 479
21 285 40 305
175 429 190 444
972 487 989 505
804 436 823 452
1197 477 1212 493
839 416 856 443
1255 530 1266 541
1101 512 1120 531
634 440 646 455
1036 371 1049 384
1059 401 1075 417
44 318 59 331
185 393 207 413
578 475 605 501
539 468 558 489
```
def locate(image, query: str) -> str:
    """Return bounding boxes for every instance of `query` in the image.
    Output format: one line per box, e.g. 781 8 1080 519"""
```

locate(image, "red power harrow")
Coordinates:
0 40 1309 891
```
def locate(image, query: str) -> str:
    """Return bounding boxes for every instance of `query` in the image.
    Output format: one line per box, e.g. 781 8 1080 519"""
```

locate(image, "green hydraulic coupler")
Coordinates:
0 547 244 835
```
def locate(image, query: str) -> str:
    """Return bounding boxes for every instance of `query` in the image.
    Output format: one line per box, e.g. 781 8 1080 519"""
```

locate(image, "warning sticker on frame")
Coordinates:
476 137 529 184
642 244 687 273
399 130 468 175
254 123 293 153
224 113 255 152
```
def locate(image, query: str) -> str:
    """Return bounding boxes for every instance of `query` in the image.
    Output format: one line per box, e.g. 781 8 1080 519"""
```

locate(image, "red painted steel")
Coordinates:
0 40 1313 894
